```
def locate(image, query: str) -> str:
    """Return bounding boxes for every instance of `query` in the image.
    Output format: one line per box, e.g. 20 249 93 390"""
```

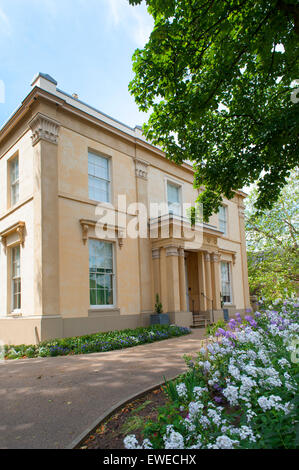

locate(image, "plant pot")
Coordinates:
150 313 170 325
223 308 229 322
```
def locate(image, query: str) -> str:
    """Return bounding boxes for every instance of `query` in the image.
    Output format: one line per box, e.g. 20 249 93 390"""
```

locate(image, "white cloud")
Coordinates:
0 5 12 36
105 0 153 47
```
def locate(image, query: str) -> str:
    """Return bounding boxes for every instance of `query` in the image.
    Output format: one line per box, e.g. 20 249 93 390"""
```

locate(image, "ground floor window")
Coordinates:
221 261 232 304
11 245 21 311
89 239 114 307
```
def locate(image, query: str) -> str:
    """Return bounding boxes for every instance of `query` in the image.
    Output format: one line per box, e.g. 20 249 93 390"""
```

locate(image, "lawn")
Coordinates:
123 299 299 449
3 324 191 360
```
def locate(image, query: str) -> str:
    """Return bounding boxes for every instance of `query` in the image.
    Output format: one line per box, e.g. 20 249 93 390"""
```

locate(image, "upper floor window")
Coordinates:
219 205 227 235
88 152 110 203
221 261 232 304
11 245 21 311
167 182 181 216
89 239 114 307
10 157 19 206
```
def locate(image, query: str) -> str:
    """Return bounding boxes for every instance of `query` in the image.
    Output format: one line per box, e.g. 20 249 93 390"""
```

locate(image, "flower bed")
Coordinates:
3 325 191 360
124 299 299 449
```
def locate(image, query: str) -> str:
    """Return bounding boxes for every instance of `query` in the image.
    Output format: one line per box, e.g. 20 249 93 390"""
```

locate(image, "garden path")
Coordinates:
0 329 206 449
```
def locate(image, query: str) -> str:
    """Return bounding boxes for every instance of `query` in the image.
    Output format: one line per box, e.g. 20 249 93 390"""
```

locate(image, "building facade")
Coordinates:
0 73 250 345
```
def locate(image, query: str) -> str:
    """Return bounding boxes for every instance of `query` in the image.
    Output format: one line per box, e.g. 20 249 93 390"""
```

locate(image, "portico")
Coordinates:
150 214 233 325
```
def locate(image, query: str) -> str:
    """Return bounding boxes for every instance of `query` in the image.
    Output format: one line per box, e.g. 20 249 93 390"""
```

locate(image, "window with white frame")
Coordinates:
89 239 114 307
88 152 110 203
10 156 19 206
167 182 181 216
219 205 227 235
11 245 21 311
221 261 232 304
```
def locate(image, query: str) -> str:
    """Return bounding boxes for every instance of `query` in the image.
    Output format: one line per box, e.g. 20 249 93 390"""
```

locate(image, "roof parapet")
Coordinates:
31 73 58 93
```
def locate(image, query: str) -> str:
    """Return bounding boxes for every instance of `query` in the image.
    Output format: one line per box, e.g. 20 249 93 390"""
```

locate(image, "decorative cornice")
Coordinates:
152 248 160 259
238 204 245 218
0 221 25 252
29 113 60 146
134 158 149 180
79 219 124 248
166 245 179 257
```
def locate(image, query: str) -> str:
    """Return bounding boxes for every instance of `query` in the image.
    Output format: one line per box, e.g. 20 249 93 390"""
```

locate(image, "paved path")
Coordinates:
0 329 206 449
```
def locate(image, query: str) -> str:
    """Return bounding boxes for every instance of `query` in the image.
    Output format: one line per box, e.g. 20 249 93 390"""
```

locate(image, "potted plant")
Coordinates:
150 294 170 325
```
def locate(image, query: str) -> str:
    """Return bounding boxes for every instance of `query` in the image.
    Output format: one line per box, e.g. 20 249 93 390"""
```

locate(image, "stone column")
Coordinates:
152 248 161 306
204 252 213 312
166 245 181 313
178 247 187 312
238 202 251 308
29 113 61 318
159 247 169 313
134 157 152 314
211 253 222 310
197 251 207 311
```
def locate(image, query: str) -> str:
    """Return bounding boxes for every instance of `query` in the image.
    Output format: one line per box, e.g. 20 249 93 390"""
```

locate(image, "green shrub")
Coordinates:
4 324 191 360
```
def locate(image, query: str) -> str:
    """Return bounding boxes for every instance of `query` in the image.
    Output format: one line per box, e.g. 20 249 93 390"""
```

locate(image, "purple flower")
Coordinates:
216 328 226 336
214 396 223 403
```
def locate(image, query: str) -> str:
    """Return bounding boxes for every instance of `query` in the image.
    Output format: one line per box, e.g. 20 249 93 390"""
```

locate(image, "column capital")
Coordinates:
166 245 179 257
29 113 60 146
204 252 211 262
211 252 220 263
134 158 149 180
178 247 185 257
152 248 160 259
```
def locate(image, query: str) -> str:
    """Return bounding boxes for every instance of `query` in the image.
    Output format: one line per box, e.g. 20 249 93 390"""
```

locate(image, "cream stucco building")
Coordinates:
0 73 250 345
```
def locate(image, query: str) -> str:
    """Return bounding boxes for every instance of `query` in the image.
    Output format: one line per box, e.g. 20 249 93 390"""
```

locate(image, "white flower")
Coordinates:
222 385 239 406
212 435 239 449
176 382 188 399
257 395 282 411
193 386 207 400
163 430 185 449
142 439 153 449
124 435 142 449
188 401 204 419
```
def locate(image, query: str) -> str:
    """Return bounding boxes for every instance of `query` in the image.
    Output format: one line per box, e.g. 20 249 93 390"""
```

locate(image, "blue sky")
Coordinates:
0 0 154 128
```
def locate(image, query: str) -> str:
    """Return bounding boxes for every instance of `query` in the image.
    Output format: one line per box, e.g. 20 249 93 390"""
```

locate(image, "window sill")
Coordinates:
88 307 120 317
7 311 22 318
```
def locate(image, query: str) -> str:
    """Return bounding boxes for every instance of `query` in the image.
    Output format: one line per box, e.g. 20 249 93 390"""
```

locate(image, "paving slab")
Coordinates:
0 329 205 449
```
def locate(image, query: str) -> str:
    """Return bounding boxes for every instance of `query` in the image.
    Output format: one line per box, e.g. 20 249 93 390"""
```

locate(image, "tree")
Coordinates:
128 0 299 220
245 169 299 298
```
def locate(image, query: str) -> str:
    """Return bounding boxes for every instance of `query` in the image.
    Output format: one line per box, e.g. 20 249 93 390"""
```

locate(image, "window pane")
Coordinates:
221 262 231 302
12 246 21 310
167 183 179 204
89 240 114 306
88 153 110 202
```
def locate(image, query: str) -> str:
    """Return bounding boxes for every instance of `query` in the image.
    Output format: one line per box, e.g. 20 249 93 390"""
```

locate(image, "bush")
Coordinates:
4 324 191 360
124 299 299 449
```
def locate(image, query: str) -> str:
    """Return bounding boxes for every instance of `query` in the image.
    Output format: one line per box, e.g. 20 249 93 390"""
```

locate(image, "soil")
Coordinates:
79 386 167 450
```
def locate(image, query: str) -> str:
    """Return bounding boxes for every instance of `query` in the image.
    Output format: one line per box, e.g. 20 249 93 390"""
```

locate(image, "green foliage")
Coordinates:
128 300 299 449
155 293 163 313
246 169 299 298
128 0 299 220
4 324 190 360
206 319 227 336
